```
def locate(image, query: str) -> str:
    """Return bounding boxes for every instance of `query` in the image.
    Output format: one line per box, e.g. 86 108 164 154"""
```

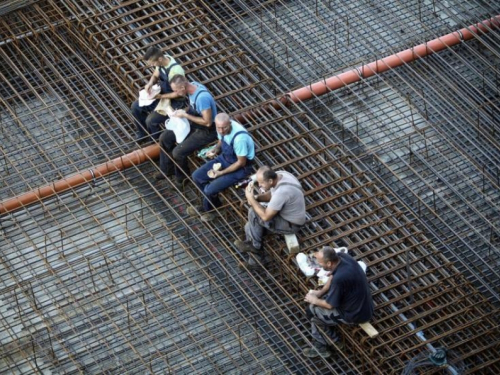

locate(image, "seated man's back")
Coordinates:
326 252 374 324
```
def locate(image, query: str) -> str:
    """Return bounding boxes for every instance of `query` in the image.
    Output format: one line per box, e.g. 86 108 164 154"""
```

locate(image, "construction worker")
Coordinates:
235 166 306 268
131 46 187 143
155 75 218 188
188 113 255 222
303 247 374 358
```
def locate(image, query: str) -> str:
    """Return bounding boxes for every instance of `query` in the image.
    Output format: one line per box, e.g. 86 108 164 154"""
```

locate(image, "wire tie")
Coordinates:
456 30 464 41
89 168 96 186
355 67 363 79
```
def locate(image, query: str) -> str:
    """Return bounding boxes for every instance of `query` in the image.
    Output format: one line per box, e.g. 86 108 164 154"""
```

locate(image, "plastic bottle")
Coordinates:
234 174 256 189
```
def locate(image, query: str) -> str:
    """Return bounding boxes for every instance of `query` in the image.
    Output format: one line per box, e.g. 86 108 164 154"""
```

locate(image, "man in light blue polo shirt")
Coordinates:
156 75 218 187
189 113 255 222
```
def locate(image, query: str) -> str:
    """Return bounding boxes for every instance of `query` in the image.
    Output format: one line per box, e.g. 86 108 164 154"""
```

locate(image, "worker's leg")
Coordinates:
198 162 251 212
244 207 271 250
159 130 177 176
131 100 157 139
266 215 302 235
307 304 342 345
145 111 168 140
172 129 217 182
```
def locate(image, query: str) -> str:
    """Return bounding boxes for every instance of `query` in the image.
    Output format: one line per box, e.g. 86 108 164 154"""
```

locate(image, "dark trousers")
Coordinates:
192 156 253 212
131 100 167 140
159 128 217 181
307 304 345 345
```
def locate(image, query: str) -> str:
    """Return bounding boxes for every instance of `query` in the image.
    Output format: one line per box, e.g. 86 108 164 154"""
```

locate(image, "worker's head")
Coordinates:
215 113 232 136
316 246 340 271
256 166 278 192
144 46 165 67
170 74 188 96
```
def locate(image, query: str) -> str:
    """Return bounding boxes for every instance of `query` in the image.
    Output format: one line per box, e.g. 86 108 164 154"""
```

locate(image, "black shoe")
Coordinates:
172 179 185 190
154 172 166 181
234 240 260 254
238 260 262 270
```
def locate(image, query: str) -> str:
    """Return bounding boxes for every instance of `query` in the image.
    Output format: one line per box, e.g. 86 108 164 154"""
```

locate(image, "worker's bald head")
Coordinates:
315 246 340 271
215 113 230 125
215 113 231 135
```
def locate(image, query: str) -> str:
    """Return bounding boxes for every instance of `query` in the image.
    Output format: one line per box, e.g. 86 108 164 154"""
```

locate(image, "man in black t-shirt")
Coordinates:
303 246 374 358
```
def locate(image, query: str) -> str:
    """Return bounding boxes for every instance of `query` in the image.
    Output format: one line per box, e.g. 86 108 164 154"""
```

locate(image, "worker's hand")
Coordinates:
172 109 187 118
206 149 217 159
144 82 153 94
307 289 321 297
245 182 255 200
211 170 223 179
304 293 319 304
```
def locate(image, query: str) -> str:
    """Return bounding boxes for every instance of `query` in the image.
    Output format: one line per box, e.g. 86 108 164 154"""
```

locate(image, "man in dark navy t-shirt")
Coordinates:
303 246 374 358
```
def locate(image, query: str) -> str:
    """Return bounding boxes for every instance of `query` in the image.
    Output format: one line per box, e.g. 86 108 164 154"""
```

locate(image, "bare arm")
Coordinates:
176 108 213 127
244 183 279 222
304 276 334 308
145 70 160 92
254 191 271 202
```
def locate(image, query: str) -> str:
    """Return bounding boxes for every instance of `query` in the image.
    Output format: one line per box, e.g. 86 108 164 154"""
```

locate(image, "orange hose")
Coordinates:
234 15 500 122
0 144 160 214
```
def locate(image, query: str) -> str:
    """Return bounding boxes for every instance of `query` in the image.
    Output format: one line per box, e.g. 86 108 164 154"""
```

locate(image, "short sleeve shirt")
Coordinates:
324 253 374 323
218 121 255 160
267 171 306 225
155 55 184 79
189 82 217 123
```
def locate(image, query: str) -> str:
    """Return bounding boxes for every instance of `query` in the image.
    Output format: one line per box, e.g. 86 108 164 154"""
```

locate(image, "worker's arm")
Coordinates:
304 276 335 309
206 141 222 159
173 108 213 127
145 70 160 93
304 293 334 309
254 191 271 202
157 91 183 100
213 156 248 178
245 183 279 221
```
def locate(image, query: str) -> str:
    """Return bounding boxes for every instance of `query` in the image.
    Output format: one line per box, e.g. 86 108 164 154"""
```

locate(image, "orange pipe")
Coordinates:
287 16 500 102
0 144 160 214
234 15 500 122
2 16 499 215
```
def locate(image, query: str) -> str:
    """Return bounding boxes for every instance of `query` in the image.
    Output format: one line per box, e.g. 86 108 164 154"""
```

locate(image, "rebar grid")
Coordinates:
1 0 500 374
213 0 500 300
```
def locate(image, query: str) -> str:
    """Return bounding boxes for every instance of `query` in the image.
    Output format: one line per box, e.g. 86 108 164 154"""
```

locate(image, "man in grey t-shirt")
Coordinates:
235 166 306 269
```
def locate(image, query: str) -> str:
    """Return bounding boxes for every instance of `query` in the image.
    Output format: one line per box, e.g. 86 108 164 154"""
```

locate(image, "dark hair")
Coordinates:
262 167 278 181
322 246 340 263
170 74 187 85
143 46 163 62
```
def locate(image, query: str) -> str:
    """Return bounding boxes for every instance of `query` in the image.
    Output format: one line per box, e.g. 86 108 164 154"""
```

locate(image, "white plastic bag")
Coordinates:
165 117 190 143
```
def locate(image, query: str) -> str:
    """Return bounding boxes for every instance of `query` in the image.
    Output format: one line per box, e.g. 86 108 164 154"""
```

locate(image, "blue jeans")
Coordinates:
192 156 252 212
131 100 167 140
160 128 218 181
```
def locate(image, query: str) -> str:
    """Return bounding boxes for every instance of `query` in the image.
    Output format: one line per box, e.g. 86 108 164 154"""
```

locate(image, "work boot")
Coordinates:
234 240 260 254
186 206 199 217
303 344 331 358
200 211 216 223
172 178 185 190
154 172 166 181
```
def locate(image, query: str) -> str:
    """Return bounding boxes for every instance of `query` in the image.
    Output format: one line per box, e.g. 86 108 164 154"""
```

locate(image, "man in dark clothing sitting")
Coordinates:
303 246 374 358
131 46 187 142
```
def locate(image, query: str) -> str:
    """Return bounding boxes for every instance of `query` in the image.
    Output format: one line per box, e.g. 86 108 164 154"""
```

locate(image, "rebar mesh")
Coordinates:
1 0 500 374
